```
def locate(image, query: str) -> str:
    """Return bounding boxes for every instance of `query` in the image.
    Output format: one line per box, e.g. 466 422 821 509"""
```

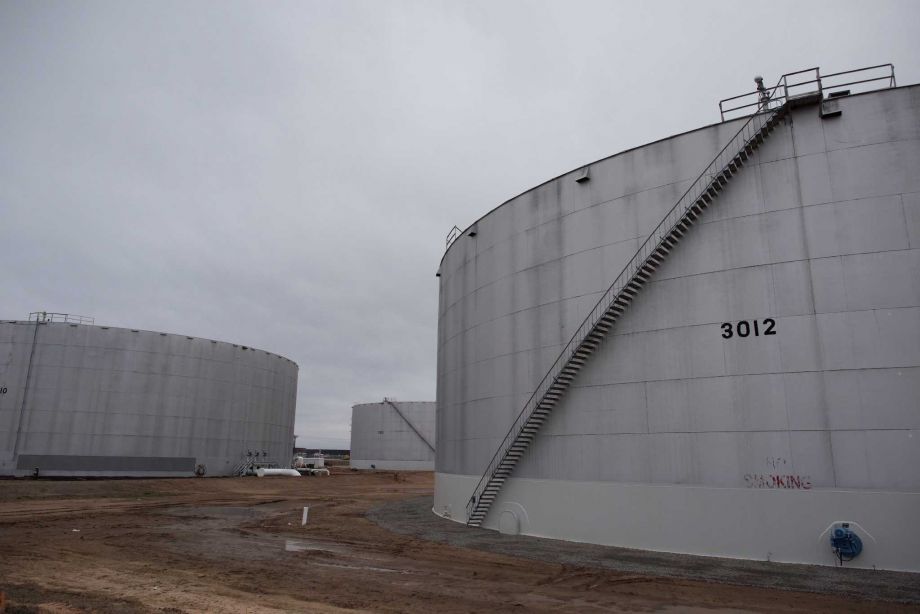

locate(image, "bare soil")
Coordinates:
0 470 916 613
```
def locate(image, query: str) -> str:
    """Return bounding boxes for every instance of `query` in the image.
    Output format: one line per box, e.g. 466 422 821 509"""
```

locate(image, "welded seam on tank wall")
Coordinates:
440 356 918 404
445 139 911 343
439 85 919 274
11 319 42 458
440 291 919 383
8 321 297 364
439 269 920 381
438 118 756 270
440 177 920 317
787 106 839 488
438 241 919 352
440 93 920 286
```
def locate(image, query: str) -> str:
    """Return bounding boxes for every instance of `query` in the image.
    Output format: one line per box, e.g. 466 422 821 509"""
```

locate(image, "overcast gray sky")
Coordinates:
2 0 919 448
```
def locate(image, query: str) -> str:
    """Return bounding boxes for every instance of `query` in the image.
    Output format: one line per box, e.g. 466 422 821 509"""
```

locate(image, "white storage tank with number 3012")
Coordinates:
433 66 920 571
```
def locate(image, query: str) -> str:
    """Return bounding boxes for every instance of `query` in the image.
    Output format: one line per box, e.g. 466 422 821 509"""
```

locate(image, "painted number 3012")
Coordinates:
721 318 776 339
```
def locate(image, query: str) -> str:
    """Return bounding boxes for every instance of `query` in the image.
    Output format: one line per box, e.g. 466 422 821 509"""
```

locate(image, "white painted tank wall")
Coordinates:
350 401 435 470
434 85 920 571
0 321 298 476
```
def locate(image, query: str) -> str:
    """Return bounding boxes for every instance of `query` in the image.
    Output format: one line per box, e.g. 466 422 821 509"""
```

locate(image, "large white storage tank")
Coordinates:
350 400 436 470
434 68 920 571
0 315 298 477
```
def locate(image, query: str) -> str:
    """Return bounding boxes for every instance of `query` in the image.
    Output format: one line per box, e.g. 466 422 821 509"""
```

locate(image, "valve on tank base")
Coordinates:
830 523 863 565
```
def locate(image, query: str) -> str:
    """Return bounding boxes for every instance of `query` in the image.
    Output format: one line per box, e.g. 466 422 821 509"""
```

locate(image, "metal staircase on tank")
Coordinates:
233 450 279 476
464 71 830 528
383 398 436 453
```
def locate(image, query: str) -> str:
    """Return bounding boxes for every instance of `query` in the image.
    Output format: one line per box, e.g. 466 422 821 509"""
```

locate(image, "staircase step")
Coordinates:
626 279 644 291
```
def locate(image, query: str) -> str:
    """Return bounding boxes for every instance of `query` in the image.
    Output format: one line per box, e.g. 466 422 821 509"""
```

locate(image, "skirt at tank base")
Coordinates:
433 472 920 572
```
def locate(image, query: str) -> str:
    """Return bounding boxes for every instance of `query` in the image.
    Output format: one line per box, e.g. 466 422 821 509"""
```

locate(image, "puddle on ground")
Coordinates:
283 538 350 555
285 539 318 552
311 561 410 574
161 506 265 519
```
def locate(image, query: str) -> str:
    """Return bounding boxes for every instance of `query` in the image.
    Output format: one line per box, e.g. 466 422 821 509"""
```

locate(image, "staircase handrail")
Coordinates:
466 77 790 520
719 64 895 121
445 225 463 249
28 311 95 325
383 398 436 453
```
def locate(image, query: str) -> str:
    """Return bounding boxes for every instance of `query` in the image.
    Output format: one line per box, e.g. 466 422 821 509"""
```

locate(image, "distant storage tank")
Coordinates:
350 400 435 470
0 315 298 477
434 67 920 571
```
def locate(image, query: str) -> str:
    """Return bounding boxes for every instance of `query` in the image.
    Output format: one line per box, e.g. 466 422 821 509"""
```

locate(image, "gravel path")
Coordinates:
368 495 920 604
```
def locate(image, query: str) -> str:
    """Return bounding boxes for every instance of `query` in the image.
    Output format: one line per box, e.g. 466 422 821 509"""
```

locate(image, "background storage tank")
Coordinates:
0 315 298 477
350 399 435 470
434 68 920 571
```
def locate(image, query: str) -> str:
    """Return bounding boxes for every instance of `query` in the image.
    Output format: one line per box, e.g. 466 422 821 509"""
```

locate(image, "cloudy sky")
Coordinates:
2 0 918 448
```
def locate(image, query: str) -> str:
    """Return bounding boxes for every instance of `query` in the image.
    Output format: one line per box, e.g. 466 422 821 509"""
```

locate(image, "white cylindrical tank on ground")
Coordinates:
434 81 920 571
350 400 435 470
0 319 298 477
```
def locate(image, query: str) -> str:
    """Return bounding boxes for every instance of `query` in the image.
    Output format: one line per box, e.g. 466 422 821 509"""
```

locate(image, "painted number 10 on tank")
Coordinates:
720 318 776 339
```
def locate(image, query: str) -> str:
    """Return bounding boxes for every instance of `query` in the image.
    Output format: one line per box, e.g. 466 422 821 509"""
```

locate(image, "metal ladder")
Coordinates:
231 455 252 476
465 98 794 528
232 451 277 476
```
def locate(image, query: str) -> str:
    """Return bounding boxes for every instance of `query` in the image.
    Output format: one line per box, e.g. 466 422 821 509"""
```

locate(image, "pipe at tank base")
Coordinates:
256 468 301 477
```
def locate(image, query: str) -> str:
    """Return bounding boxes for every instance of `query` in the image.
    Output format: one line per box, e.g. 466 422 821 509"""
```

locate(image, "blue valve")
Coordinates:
830 524 863 564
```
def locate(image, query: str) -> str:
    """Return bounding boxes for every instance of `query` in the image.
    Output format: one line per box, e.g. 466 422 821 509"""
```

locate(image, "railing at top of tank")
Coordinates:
28 311 95 325
466 79 791 521
445 225 463 249
719 64 896 122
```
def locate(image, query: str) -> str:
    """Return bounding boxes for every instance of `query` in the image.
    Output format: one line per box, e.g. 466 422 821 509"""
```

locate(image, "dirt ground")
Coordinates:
0 470 916 613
